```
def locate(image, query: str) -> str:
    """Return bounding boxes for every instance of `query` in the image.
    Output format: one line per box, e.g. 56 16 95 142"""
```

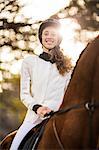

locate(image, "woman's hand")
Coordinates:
37 106 51 118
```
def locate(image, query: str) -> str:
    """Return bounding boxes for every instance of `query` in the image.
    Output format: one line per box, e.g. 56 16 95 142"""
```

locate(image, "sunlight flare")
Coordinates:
59 18 85 65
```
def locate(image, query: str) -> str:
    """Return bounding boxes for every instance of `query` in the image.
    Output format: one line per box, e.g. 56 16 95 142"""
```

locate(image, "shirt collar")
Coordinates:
39 52 56 64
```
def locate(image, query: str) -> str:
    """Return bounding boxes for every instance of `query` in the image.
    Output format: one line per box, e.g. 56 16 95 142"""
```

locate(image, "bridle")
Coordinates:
32 100 99 150
48 100 99 149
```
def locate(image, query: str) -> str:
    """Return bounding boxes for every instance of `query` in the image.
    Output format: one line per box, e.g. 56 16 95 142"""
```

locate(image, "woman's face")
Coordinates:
42 26 59 52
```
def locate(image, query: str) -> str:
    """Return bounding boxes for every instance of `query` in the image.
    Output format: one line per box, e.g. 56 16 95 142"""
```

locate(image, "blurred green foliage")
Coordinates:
0 76 26 140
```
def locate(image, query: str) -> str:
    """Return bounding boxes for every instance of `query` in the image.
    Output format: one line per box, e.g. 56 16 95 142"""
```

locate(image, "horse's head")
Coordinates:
62 36 99 107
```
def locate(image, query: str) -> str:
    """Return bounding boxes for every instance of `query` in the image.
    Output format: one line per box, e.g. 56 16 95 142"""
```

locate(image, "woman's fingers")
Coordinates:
37 106 51 117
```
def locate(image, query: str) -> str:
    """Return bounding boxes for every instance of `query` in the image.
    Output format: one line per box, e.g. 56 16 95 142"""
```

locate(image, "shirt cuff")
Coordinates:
32 104 42 114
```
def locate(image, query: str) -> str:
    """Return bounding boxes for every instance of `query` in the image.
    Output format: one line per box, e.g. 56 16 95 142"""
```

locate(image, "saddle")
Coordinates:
18 118 49 150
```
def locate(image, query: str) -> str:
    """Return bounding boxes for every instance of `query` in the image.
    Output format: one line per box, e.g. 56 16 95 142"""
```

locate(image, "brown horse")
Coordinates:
37 36 99 149
0 36 99 149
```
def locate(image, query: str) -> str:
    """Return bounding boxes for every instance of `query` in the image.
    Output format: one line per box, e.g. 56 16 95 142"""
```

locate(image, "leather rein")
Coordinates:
47 100 99 149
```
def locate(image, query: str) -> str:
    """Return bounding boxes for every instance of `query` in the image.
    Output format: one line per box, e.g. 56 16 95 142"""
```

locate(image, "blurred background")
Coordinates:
0 0 99 141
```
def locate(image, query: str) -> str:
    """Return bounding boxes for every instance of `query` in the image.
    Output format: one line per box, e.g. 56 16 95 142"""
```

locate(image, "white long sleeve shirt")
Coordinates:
20 54 72 123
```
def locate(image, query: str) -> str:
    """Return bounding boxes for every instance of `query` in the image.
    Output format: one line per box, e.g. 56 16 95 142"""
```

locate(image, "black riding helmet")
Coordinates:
38 18 62 45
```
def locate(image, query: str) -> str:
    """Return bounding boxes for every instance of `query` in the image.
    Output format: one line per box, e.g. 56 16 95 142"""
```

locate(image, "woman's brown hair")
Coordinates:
50 46 72 76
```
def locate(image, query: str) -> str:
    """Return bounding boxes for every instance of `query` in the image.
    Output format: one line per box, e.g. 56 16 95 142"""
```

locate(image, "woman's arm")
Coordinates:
20 57 52 117
20 58 39 110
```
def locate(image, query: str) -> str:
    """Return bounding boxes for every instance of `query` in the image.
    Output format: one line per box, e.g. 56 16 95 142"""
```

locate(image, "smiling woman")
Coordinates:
9 18 72 150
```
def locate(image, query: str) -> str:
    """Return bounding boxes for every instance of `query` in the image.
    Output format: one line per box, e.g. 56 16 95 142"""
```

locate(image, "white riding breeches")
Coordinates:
10 118 42 150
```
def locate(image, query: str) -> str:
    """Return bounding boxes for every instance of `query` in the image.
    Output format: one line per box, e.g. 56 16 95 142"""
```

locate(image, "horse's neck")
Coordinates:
61 36 99 109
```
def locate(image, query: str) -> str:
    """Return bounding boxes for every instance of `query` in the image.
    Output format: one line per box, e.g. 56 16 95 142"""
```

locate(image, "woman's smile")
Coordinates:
42 26 59 51
45 38 54 44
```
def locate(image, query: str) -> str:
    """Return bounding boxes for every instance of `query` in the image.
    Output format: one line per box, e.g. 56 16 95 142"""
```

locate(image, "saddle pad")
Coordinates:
18 118 49 150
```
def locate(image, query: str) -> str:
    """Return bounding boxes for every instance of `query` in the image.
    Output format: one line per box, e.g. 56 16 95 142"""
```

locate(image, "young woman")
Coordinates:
10 18 72 150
